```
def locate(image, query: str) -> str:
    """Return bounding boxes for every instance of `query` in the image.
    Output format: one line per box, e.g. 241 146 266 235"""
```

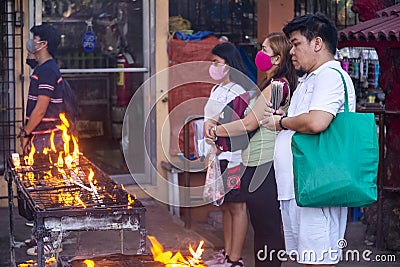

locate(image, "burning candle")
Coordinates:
83 259 95 267
57 151 64 168
11 153 21 168
73 181 93 192
88 168 103 205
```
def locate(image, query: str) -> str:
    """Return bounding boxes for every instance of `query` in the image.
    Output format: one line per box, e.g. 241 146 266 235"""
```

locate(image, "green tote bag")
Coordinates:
291 68 378 207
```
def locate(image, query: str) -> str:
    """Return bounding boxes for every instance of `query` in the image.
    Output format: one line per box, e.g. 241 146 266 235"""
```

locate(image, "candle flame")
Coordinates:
50 130 57 152
148 235 205 266
22 113 80 170
59 112 70 128
83 259 95 267
72 135 79 158
57 151 64 168
24 142 36 166
88 168 94 183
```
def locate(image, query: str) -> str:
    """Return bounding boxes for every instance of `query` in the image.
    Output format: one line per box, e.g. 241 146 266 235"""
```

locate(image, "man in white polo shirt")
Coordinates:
261 13 355 266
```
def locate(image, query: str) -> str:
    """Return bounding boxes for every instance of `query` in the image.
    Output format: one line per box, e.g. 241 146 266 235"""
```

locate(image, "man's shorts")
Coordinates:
280 198 347 265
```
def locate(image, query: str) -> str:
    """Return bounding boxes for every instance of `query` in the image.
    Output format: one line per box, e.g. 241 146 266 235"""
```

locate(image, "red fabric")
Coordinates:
216 92 252 152
167 35 222 156
352 0 386 22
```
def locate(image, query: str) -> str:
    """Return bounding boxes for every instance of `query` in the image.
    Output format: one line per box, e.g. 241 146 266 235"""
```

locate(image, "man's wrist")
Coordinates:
279 115 288 130
19 128 32 138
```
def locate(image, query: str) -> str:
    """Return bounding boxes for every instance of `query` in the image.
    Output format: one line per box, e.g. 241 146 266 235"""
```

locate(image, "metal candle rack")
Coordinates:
5 154 146 267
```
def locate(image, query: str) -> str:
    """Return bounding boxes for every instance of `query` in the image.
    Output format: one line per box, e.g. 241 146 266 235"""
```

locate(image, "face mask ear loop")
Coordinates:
35 41 47 53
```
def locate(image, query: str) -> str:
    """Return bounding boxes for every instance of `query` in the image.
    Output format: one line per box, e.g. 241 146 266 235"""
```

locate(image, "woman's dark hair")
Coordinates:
282 13 338 56
258 32 298 96
30 24 61 57
212 42 253 89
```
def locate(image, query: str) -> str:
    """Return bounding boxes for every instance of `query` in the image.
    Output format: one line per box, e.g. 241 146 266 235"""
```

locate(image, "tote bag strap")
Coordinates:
330 67 349 113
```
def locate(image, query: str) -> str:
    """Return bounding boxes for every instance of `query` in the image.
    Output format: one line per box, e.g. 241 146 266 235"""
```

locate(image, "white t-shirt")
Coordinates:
204 82 246 119
274 60 356 200
204 82 246 165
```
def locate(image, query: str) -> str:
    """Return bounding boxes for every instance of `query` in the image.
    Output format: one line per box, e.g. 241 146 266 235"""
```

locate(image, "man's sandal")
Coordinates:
26 244 62 256
24 239 37 247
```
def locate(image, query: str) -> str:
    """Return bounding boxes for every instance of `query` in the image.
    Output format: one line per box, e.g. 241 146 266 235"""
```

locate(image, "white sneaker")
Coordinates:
26 244 63 256
25 221 34 227
211 257 244 267
204 249 227 266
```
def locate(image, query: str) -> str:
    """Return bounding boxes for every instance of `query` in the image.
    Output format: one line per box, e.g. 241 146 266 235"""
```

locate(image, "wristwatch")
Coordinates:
19 128 32 138
279 116 288 130
212 125 218 137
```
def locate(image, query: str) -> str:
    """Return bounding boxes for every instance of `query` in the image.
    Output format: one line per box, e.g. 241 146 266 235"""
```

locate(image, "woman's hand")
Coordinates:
260 105 280 131
204 120 217 140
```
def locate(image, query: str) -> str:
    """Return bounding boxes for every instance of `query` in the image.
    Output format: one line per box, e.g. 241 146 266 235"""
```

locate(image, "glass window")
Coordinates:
42 0 144 69
294 0 359 29
40 0 151 182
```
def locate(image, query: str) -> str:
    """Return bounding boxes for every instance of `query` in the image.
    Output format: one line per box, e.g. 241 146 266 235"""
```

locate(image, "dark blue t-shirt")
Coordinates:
26 59 64 134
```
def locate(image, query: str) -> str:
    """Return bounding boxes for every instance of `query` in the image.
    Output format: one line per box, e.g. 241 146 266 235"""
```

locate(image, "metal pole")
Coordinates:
376 111 385 249
60 67 148 74
183 121 191 229
7 167 17 267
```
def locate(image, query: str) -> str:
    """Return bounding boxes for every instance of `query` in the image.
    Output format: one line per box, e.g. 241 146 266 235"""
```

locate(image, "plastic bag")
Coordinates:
203 145 225 206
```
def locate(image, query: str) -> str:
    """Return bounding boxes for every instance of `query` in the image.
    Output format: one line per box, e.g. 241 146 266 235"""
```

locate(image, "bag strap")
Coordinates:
210 84 218 93
330 67 349 113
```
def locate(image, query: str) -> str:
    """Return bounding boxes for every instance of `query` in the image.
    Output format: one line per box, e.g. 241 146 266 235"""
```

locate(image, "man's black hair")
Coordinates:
283 13 338 55
30 24 61 57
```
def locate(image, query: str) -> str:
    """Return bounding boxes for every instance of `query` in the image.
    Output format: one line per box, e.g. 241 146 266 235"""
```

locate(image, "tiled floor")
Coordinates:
194 211 400 267
1 199 400 266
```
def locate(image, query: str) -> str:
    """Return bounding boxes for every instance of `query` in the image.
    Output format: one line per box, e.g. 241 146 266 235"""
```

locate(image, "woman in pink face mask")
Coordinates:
205 33 298 267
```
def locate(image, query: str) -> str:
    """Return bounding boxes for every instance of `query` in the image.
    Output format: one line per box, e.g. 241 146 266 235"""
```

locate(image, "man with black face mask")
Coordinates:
20 23 66 257
26 52 38 69
18 24 65 155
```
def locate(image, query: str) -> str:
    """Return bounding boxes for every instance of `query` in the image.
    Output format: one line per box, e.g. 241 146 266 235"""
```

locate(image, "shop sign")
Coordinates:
82 31 96 52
